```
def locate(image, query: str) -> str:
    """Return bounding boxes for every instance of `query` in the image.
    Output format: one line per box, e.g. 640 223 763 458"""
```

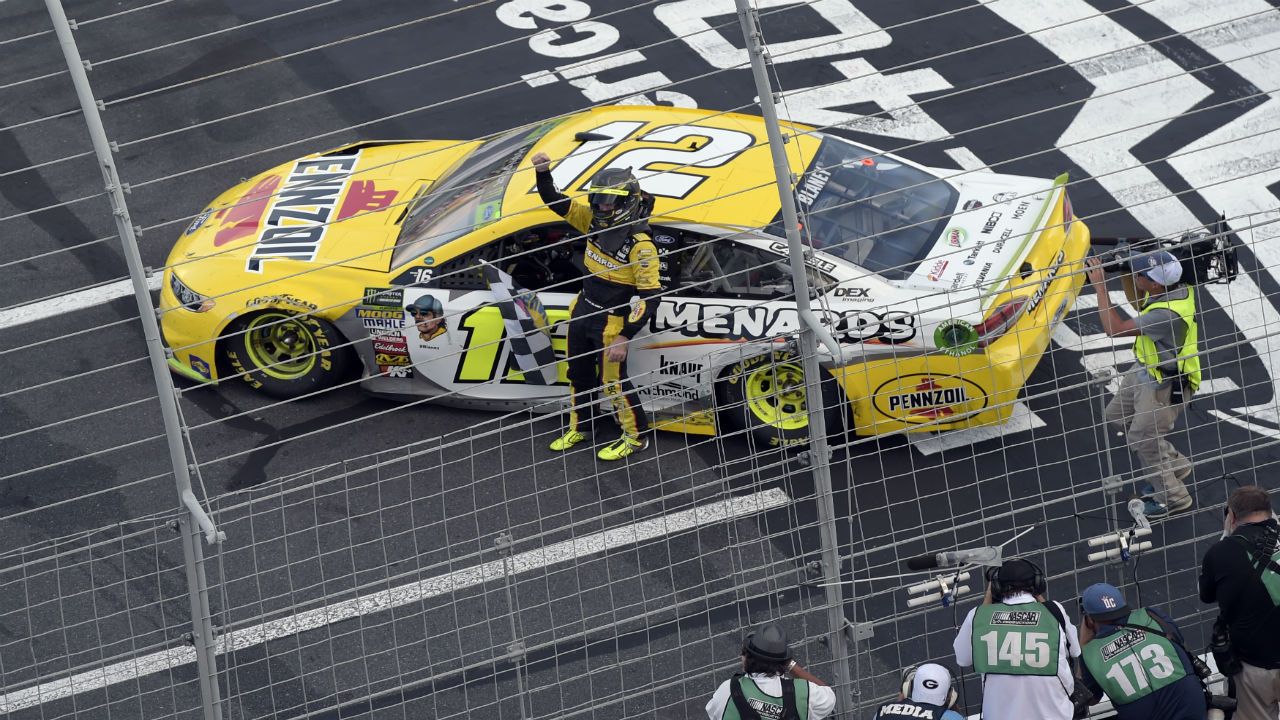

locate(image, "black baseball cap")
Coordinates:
996 559 1038 584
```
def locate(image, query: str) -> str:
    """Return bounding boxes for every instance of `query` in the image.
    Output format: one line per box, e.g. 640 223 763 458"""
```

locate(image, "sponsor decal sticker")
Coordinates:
981 211 1002 235
962 199 984 211
650 301 916 343
874 374 988 423
214 175 282 247
768 242 837 274
372 335 409 354
658 355 702 378
247 294 318 311
832 286 872 301
1026 249 1068 314
363 287 404 309
375 352 412 366
992 191 1018 203
335 180 398 221
927 258 949 282
381 365 413 378
185 209 213 236
246 151 363 272
945 227 966 247
934 319 979 357
642 382 700 401
190 355 211 379
357 308 402 320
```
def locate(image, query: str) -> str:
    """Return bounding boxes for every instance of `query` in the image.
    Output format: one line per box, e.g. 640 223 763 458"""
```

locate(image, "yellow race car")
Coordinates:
160 105 1089 445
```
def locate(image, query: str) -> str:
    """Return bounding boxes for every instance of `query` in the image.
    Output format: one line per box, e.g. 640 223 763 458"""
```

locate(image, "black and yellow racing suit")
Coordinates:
536 170 659 438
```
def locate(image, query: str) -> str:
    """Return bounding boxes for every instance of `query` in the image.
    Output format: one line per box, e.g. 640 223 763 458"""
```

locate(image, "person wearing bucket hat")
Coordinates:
1076 583 1207 720
1086 248 1200 519
705 623 837 719
872 663 964 719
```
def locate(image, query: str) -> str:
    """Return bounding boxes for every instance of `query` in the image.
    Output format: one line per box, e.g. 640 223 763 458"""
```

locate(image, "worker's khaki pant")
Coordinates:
1104 372 1192 506
1233 661 1280 720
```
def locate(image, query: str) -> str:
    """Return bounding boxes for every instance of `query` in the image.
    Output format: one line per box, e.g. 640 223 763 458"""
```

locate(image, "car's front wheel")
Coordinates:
715 350 848 449
223 311 353 399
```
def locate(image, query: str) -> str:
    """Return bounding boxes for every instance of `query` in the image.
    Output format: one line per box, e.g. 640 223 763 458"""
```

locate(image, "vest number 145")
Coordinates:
979 630 1052 669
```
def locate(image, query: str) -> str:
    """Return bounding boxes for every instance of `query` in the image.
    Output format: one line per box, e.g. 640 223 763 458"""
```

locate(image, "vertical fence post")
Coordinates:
733 0 855 708
41 2 225 718
496 533 531 720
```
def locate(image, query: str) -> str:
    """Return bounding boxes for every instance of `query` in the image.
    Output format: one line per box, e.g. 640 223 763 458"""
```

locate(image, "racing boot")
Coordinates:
549 430 587 452
597 434 648 462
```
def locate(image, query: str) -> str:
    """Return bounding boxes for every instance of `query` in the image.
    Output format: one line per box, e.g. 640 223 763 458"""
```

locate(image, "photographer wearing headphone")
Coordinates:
1200 485 1280 720
873 663 964 720
952 559 1083 720
705 623 837 720
1076 583 1208 720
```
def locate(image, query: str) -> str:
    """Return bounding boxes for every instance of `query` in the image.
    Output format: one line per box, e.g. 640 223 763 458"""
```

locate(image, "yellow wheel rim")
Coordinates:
243 312 317 380
744 361 808 431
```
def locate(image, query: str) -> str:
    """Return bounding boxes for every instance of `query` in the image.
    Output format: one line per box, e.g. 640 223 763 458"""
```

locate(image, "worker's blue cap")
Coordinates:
1081 583 1131 622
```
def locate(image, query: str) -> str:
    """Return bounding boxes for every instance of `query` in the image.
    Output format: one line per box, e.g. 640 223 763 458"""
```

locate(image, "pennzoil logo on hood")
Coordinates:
207 150 402 273
873 374 988 423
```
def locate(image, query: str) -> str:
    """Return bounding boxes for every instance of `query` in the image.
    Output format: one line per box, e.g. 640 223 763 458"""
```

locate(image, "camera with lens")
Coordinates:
1207 693 1238 720
1091 213 1240 285
1210 615 1242 678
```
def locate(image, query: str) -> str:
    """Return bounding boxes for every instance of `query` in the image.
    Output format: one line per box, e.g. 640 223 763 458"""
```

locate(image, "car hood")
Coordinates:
169 140 477 277
902 172 1057 297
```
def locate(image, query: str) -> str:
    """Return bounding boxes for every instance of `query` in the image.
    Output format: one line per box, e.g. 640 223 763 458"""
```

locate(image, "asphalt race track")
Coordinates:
2 0 1280 718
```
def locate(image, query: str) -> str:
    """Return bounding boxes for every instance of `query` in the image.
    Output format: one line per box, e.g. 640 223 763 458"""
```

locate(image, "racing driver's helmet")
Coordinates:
587 167 643 227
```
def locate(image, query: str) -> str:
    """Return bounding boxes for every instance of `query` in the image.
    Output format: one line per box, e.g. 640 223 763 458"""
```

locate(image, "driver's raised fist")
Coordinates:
531 152 552 172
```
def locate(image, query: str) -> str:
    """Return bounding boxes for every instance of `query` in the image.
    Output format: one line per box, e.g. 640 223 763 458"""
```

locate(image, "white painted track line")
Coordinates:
0 275 162 331
908 402 1049 455
0 488 791 713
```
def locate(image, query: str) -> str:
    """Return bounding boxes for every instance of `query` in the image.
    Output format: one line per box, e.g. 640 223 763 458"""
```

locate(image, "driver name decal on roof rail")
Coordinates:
246 150 362 273
795 167 831 208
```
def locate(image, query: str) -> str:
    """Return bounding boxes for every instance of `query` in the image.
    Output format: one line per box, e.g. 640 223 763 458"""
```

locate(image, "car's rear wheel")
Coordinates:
223 311 353 398
715 350 848 449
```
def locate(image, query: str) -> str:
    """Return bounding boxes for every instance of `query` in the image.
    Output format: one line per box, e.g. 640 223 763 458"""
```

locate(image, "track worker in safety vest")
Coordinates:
1077 583 1208 720
1199 485 1280 720
531 151 660 462
953 559 1083 720
704 623 837 720
1086 250 1201 518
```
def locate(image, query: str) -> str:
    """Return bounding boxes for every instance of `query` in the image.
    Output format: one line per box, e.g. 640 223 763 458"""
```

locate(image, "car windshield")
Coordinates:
771 137 958 280
392 120 561 267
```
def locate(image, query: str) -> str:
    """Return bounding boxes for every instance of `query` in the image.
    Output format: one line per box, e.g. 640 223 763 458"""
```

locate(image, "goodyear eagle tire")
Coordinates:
224 311 353 399
715 350 848 450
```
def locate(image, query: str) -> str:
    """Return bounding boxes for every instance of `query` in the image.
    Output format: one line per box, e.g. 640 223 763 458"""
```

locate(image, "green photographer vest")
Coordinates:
1233 533 1280 606
1082 609 1188 704
1133 289 1201 391
971 602 1062 676
721 675 810 720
